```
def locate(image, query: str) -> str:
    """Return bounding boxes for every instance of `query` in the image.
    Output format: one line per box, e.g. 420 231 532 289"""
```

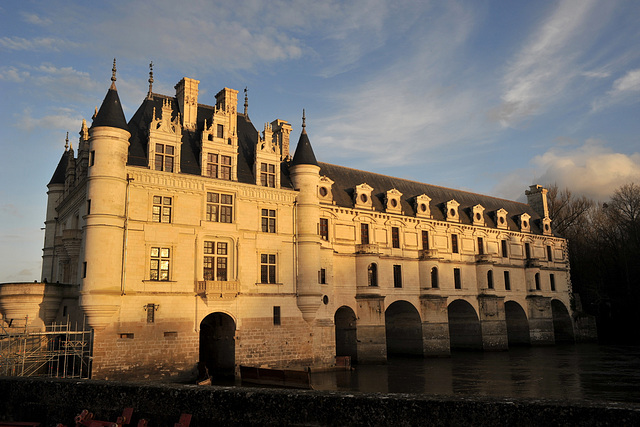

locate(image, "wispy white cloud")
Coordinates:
591 68 640 111
16 107 84 135
21 12 52 26
0 36 77 51
0 66 30 82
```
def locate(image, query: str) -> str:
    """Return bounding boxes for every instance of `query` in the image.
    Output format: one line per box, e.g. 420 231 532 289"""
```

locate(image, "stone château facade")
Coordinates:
0 62 587 381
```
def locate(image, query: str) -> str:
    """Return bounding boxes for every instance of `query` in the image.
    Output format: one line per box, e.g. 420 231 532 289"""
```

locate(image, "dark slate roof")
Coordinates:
290 131 318 166
317 162 545 234
92 86 129 131
126 93 292 188
48 151 68 186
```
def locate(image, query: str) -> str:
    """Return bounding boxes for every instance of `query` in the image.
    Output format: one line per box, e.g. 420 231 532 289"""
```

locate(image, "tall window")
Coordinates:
501 240 508 258
547 245 553 261
368 263 378 286
392 227 400 248
535 272 541 290
150 247 170 281
361 223 370 245
260 163 276 187
525 242 531 259
217 124 224 138
451 234 459 254
319 268 326 284
431 267 439 288
152 196 172 223
454 268 461 289
206 192 233 223
393 265 402 288
477 237 484 255
260 254 277 284
550 273 556 291
206 153 232 180
261 209 276 233
422 230 429 250
487 270 494 289
155 143 174 172
273 306 281 326
203 241 228 281
504 270 511 290
319 218 329 240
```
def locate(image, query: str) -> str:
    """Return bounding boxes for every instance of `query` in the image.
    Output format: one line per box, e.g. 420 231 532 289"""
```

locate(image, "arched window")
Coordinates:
535 272 541 290
431 266 439 288
487 270 494 289
368 263 378 287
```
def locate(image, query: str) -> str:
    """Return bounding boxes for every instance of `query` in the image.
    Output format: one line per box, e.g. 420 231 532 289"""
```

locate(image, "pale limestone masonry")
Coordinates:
0 64 592 381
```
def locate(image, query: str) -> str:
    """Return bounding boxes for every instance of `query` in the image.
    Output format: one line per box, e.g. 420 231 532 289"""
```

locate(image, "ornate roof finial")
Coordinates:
64 132 69 151
302 109 306 132
110 58 117 89
147 61 154 99
244 87 248 116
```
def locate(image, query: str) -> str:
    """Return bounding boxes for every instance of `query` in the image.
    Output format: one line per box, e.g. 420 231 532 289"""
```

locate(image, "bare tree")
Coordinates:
546 184 594 237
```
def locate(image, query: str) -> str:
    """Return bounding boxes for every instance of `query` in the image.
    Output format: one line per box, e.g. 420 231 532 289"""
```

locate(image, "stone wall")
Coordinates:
1 377 638 427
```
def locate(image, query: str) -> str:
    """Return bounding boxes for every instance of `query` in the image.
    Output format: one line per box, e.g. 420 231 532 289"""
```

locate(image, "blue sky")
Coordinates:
1 0 639 282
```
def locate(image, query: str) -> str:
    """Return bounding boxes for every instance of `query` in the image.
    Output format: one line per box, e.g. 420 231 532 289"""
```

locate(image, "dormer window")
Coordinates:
542 217 552 235
519 213 531 233
496 208 508 230
354 183 373 210
385 189 402 214
217 124 224 139
205 153 232 180
472 204 485 226
148 100 182 173
318 176 334 203
260 163 276 187
154 144 174 172
415 194 431 218
446 199 460 222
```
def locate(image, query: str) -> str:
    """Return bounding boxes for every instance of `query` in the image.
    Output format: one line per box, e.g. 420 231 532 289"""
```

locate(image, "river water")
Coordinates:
309 344 640 404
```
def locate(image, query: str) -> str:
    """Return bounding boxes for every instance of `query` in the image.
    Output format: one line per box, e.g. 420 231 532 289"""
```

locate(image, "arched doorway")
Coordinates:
199 312 236 379
335 306 358 362
505 301 530 346
448 299 482 350
551 300 574 343
385 301 423 356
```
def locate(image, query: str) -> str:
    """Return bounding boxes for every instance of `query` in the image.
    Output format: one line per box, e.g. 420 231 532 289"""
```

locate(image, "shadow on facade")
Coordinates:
505 301 531 346
448 300 483 350
385 301 423 356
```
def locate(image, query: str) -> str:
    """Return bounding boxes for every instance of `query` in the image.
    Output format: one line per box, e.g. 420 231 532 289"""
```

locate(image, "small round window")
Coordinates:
390 199 398 208
420 203 427 212
319 186 328 197
322 295 329 305
475 212 481 221
450 208 456 217
360 194 368 203
499 216 505 224
523 220 528 228
545 224 550 231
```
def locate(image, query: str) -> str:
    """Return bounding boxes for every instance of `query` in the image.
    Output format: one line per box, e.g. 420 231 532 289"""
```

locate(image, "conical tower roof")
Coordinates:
290 110 318 166
91 59 128 131
48 150 69 186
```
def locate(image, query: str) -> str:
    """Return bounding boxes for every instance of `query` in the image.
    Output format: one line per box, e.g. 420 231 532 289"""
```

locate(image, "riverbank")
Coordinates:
1 376 639 426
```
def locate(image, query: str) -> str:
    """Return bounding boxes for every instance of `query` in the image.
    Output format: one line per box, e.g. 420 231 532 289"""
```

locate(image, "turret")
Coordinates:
289 111 322 322
79 60 131 330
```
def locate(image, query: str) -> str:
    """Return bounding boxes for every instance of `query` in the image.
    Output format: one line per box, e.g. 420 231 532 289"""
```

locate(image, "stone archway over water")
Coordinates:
448 299 483 350
551 300 574 343
505 301 530 346
199 312 236 378
335 306 358 362
385 301 423 356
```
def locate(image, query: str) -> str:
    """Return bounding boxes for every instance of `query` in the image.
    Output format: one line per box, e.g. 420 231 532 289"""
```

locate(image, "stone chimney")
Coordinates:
271 119 292 160
215 87 239 114
526 184 549 219
175 77 199 130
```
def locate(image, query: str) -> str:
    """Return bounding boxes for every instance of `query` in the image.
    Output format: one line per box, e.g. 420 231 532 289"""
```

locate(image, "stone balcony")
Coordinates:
419 249 439 260
525 257 541 268
475 254 493 264
356 244 380 255
196 280 239 300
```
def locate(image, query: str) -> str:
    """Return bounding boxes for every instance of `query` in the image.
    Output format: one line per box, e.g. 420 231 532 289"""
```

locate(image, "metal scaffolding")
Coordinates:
0 317 92 378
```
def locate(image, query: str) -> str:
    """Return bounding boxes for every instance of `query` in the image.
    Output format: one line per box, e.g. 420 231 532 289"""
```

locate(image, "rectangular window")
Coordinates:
261 209 276 233
87 199 91 215
525 242 531 259
422 230 429 250
361 223 370 245
550 273 556 291
206 153 232 180
217 124 224 139
319 218 329 240
260 254 277 284
154 143 174 172
547 245 553 261
501 240 508 258
89 150 95 166
152 196 172 223
535 273 541 290
477 237 484 255
487 270 494 289
150 247 170 281
260 163 276 187
82 262 87 278
451 234 459 254
319 268 326 284
392 227 400 248
206 192 233 223
454 268 461 289
504 270 511 291
203 241 228 281
146 303 155 323
393 265 402 288
273 306 281 326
